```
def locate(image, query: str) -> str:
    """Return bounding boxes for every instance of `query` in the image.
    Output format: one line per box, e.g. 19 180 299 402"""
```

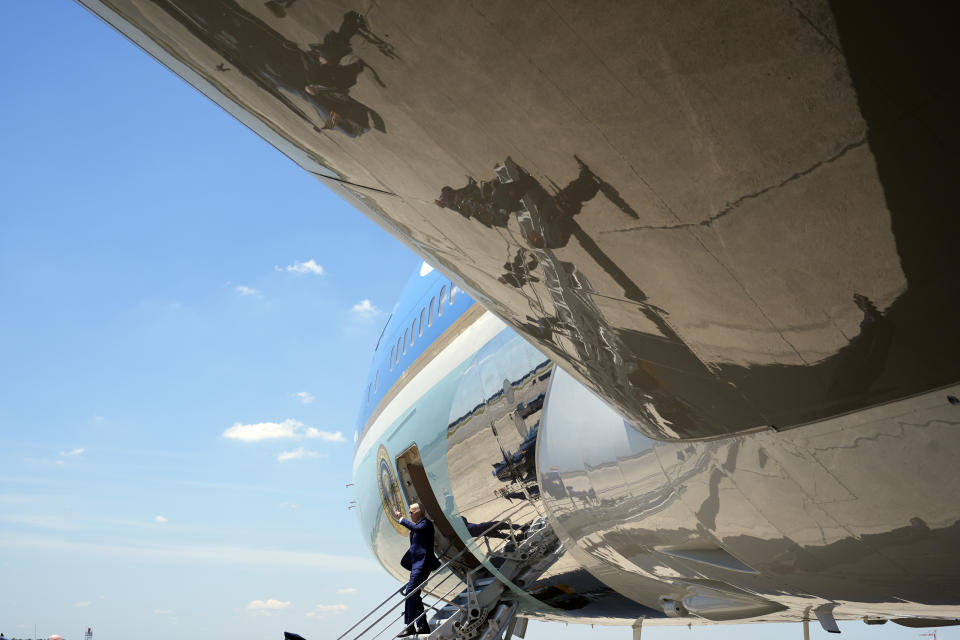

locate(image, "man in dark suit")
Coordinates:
393 503 441 637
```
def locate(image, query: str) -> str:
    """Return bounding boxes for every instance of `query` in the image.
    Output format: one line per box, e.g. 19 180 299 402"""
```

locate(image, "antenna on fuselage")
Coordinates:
374 314 392 350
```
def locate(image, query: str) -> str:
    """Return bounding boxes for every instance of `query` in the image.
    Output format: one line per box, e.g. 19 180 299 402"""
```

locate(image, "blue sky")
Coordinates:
0 3 951 640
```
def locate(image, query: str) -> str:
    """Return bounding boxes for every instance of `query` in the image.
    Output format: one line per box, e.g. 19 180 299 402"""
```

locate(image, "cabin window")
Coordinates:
390 347 395 371
438 286 447 316
428 297 436 326
418 308 425 336
410 319 417 346
450 284 458 306
403 329 409 354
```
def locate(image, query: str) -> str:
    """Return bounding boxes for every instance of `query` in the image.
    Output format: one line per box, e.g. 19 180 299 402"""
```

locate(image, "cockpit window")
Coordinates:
390 347 395 371
410 318 417 346
418 308 425 336
374 369 379 393
403 329 409 354
438 286 447 316
396 337 402 363
428 297 436 326
450 284 457 306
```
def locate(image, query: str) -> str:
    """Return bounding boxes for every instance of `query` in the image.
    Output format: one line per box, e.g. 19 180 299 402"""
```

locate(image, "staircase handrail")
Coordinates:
335 501 528 640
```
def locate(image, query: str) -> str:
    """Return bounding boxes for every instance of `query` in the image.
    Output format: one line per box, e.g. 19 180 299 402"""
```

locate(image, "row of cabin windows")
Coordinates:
365 284 459 406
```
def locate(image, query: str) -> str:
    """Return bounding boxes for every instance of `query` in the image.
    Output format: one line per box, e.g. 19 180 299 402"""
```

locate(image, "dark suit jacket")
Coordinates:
399 516 441 576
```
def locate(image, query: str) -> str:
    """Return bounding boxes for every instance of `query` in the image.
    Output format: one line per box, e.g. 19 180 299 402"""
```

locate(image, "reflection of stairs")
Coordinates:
494 158 578 350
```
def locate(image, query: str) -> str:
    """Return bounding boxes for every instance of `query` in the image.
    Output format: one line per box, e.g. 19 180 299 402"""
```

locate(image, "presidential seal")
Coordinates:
377 445 407 535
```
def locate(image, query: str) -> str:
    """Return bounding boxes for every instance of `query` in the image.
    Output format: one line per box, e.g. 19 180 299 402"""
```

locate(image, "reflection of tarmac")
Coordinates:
446 426 540 524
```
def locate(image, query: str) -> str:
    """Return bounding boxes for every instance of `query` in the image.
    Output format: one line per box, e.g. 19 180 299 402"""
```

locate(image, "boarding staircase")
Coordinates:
284 515 558 640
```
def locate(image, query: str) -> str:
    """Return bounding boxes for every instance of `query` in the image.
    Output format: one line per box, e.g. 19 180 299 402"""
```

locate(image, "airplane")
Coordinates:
73 0 960 637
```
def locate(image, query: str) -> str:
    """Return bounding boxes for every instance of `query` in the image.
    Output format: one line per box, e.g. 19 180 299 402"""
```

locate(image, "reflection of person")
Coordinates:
460 516 527 540
309 10 398 63
264 0 297 19
153 1 387 138
496 485 541 502
393 503 440 637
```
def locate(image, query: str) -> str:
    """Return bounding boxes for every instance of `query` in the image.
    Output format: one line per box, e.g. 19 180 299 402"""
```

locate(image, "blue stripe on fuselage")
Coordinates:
355 264 474 435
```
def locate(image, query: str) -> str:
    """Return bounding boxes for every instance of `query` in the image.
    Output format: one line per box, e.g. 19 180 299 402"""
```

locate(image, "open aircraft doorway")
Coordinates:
395 444 478 573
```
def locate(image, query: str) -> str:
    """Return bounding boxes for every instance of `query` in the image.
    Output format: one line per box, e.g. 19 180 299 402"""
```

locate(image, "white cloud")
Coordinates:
294 391 315 404
235 285 260 297
336 587 357 595
304 428 345 442
279 502 300 510
351 299 381 318
276 447 324 463
60 447 85 457
307 603 348 618
75 601 91 607
286 259 324 275
154 515 168 524
247 599 291 615
222 419 304 442
222 420 345 444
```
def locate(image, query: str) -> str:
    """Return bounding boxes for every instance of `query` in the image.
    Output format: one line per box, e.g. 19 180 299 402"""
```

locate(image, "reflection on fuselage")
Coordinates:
149 0 389 137
539 366 960 620
445 330 551 558
441 330 674 619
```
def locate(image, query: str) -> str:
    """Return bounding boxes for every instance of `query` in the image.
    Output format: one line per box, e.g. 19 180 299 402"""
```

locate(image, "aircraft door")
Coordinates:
395 445 477 572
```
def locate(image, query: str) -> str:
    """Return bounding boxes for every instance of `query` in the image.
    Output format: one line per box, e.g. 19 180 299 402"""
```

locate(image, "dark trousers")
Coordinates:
403 570 430 629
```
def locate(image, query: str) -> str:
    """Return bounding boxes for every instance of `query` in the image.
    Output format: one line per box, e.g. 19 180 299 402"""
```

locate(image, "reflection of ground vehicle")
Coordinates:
517 393 544 420
492 422 538 483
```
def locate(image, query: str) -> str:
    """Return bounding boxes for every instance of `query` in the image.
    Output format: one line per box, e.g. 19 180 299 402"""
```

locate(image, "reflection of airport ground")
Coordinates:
443 334 583 613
